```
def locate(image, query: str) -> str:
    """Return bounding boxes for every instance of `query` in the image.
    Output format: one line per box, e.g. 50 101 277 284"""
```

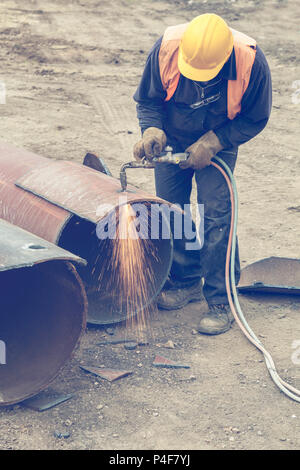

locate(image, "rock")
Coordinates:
105 327 115 336
232 427 240 434
124 342 138 350
54 431 70 439
64 419 72 427
163 340 176 349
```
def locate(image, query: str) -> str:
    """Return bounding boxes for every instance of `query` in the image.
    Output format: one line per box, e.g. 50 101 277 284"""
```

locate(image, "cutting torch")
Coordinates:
119 146 189 192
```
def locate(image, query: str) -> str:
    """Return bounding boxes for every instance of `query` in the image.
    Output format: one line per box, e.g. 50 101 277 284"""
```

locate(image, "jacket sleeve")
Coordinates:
133 37 167 133
214 46 272 149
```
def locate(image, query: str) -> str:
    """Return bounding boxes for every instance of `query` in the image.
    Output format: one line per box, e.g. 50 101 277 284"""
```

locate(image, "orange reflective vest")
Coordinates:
158 24 257 120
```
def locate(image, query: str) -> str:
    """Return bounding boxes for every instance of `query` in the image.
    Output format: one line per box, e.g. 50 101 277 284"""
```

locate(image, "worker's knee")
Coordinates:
196 173 231 217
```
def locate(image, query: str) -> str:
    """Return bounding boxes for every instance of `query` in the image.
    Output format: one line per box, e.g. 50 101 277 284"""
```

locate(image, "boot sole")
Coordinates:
197 317 235 335
157 294 204 311
197 324 231 335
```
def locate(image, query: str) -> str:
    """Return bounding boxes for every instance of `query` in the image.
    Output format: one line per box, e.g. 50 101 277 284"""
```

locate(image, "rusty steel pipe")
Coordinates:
0 143 173 325
0 219 87 406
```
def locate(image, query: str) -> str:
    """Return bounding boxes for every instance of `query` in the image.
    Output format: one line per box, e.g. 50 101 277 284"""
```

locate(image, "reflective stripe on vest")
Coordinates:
158 24 257 120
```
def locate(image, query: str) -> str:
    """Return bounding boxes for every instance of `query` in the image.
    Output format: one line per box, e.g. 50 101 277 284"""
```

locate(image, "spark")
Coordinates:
93 203 159 340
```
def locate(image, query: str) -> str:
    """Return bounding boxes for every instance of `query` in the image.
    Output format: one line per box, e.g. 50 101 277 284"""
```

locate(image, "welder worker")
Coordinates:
133 13 272 335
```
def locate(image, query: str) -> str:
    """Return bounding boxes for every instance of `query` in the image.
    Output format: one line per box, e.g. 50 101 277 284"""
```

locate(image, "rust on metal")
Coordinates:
152 355 190 369
0 143 173 325
0 219 87 406
238 257 300 294
0 142 71 244
16 159 168 223
83 152 112 176
80 365 133 382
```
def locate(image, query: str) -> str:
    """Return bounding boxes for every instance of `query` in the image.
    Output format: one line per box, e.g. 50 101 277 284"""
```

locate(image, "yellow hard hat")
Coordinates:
178 14 234 82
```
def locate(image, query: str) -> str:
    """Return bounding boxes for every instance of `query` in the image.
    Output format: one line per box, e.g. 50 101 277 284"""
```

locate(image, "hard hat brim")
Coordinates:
178 46 232 82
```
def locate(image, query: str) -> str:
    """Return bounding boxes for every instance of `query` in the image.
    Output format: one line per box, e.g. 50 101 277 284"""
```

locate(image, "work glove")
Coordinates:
179 130 223 171
133 127 167 161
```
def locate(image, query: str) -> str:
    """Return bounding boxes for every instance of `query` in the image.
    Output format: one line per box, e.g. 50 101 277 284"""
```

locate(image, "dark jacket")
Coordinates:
133 37 272 152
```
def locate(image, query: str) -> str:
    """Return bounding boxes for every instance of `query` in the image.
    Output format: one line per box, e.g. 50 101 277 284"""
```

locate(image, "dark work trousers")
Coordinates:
154 149 240 306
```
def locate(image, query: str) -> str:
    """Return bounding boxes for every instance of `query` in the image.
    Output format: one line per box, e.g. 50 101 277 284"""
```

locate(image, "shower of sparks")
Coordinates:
93 203 159 339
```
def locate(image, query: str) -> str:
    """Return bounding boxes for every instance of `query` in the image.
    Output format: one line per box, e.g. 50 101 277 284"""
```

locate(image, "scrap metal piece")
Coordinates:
97 338 135 346
80 365 133 382
21 390 73 411
238 257 300 294
0 218 85 271
0 219 87 406
83 152 112 176
152 355 190 369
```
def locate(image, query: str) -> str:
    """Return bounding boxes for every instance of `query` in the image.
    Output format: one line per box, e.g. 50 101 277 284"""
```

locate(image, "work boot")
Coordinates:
197 304 234 335
157 279 204 310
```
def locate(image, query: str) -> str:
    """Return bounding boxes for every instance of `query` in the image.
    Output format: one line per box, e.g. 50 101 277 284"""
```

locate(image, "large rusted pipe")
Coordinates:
0 143 173 325
0 219 87 406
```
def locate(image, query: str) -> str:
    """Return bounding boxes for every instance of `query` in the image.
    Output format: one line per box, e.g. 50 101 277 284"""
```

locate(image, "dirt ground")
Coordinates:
0 0 300 451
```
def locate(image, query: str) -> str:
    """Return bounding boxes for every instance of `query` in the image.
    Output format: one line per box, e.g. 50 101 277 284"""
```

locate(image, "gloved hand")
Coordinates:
133 127 167 161
179 130 223 170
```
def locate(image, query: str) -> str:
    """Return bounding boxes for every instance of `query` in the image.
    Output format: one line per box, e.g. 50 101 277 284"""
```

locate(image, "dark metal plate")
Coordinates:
83 152 112 176
21 390 73 411
0 218 86 272
238 257 300 295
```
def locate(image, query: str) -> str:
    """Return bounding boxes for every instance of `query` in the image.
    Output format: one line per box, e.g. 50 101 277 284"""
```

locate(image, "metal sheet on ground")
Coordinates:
21 390 73 411
238 257 300 294
80 365 133 382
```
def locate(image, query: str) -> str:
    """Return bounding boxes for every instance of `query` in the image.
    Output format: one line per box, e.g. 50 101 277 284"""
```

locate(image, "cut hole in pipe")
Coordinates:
23 244 47 251
59 202 173 325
